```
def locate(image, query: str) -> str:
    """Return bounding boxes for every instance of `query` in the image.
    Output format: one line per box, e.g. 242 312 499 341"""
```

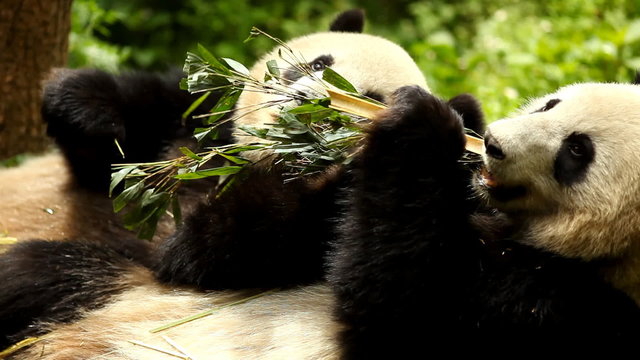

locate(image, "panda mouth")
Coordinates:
476 167 527 203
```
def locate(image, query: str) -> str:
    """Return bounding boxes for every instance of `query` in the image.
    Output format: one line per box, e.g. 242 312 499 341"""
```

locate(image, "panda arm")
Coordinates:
328 87 640 356
153 165 345 290
42 68 226 192
328 86 484 357
0 238 152 348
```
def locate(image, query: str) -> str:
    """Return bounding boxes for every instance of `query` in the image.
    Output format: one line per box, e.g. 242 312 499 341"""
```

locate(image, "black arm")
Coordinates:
42 68 227 192
153 165 347 290
327 86 482 358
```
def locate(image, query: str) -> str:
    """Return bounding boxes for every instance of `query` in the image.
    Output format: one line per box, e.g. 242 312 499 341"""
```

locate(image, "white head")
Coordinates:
234 10 428 143
476 82 640 260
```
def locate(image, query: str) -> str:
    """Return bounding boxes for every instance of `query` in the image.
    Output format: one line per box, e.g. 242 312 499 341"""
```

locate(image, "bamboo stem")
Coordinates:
326 89 484 155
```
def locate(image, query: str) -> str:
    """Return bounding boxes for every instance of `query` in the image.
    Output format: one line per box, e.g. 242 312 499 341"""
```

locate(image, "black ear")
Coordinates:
633 71 640 85
329 9 365 33
447 94 485 135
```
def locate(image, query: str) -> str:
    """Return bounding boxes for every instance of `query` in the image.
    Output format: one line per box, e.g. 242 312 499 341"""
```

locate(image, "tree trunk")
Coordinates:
0 0 73 159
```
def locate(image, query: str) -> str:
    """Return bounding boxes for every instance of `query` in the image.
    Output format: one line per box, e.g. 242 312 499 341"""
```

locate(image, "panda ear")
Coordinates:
447 94 485 135
329 9 365 33
633 71 640 85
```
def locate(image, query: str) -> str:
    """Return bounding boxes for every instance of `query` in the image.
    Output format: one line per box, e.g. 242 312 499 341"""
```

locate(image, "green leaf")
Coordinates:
193 127 220 142
182 91 211 121
625 20 640 44
113 181 145 213
110 166 135 197
217 153 250 165
223 145 266 154
238 126 269 139
244 27 261 43
322 68 358 93
205 88 242 125
286 103 329 115
179 146 202 160
223 58 250 76
179 78 188 90
174 166 243 180
266 59 280 78
171 197 182 226
197 44 231 76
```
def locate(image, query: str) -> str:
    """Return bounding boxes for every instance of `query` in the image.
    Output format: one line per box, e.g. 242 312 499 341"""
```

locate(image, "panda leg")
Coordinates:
0 238 152 348
327 86 482 357
154 165 346 290
42 68 226 192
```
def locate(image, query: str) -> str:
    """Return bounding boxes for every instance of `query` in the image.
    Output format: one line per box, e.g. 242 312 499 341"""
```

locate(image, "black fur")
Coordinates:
42 68 228 192
0 238 151 348
447 93 485 135
533 98 562 113
329 9 365 33
328 86 640 357
554 132 595 186
152 90 486 291
154 166 347 289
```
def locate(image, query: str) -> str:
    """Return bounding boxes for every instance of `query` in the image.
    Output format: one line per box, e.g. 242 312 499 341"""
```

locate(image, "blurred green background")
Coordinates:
70 0 640 120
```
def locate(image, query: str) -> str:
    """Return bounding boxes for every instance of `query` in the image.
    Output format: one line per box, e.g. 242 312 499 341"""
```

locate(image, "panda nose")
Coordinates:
484 130 505 160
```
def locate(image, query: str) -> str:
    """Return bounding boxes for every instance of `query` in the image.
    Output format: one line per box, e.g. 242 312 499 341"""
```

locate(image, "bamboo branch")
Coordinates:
326 89 484 155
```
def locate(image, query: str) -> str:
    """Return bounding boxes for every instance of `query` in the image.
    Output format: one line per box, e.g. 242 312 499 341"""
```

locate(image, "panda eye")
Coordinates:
311 61 326 71
532 98 561 113
568 142 586 158
308 55 334 72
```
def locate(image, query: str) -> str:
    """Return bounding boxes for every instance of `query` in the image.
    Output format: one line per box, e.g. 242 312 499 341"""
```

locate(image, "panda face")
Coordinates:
474 83 640 259
234 31 428 143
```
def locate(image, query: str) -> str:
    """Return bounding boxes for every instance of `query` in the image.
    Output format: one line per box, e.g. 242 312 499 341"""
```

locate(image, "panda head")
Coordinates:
234 10 428 142
475 81 640 260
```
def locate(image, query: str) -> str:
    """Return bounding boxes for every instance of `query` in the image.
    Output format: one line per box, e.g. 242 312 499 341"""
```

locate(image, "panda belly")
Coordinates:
0 152 179 245
16 282 341 360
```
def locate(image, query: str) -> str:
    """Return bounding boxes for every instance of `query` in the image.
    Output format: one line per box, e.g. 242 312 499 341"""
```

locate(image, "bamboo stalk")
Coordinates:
326 89 484 155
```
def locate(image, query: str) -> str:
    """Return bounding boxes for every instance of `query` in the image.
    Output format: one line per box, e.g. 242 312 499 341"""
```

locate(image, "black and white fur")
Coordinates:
6 9 639 358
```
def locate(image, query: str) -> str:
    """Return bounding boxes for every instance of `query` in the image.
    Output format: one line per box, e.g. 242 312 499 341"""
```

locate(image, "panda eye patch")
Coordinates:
309 55 334 72
553 132 595 186
533 98 561 113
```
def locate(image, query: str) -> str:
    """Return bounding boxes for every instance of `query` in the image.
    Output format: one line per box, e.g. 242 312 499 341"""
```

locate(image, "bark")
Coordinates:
0 0 73 159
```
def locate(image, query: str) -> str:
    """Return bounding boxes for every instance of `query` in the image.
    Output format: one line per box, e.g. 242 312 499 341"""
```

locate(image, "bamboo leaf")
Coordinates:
205 89 241 125
197 44 232 76
179 147 202 160
223 58 251 76
174 166 243 180
171 197 182 226
113 181 145 213
244 27 261 43
217 153 250 165
322 67 358 93
266 59 280 78
110 166 135 197
182 91 211 121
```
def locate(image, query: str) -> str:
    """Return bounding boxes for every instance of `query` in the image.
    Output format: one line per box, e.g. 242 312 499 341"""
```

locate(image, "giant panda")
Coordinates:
0 9 433 245
6 79 640 358
0 9 474 357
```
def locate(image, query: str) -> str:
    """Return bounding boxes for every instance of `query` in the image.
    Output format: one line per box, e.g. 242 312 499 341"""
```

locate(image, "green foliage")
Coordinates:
392 0 640 119
70 0 640 120
69 0 130 71
109 39 373 237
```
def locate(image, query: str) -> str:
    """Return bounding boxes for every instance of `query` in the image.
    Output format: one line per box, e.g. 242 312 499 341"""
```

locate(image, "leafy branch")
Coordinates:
110 28 378 238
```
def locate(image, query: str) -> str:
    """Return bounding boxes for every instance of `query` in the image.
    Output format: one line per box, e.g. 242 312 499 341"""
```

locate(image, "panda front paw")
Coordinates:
43 68 126 142
365 85 466 164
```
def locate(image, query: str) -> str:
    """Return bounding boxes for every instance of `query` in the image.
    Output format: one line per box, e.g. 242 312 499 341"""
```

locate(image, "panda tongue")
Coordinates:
481 168 498 188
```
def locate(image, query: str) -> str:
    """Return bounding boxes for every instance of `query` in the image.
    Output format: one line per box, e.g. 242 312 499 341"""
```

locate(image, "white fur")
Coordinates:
478 82 640 303
2 30 428 358
17 277 341 360
234 32 428 147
